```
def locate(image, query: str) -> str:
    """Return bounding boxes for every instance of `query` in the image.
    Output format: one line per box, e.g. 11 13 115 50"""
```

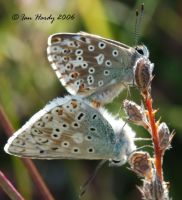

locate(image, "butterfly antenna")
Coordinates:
79 160 107 199
124 83 132 100
119 86 131 115
116 120 127 138
135 145 153 154
134 3 145 46
127 144 153 159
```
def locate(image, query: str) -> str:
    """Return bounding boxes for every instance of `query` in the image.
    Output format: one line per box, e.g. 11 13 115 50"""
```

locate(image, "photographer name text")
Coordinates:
11 13 76 23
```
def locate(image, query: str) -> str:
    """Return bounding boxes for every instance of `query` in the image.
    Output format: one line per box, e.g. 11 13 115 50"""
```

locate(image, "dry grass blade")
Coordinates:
0 105 55 200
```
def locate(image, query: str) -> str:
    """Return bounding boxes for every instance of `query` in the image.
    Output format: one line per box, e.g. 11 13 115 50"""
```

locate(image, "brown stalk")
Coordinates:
0 105 55 200
145 94 163 181
0 170 25 200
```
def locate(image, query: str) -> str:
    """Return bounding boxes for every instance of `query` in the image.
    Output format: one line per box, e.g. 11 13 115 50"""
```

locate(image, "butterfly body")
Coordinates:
4 96 136 166
47 32 149 105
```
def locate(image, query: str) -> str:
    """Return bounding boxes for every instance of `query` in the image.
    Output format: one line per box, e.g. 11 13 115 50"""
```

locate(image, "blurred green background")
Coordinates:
0 0 182 200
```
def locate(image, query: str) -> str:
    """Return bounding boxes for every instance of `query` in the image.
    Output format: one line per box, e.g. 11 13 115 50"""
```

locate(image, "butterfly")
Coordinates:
4 96 136 166
47 32 150 105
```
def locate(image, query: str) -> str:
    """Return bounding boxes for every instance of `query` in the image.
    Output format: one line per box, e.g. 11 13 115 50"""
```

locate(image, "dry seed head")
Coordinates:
128 151 153 180
134 58 154 94
139 173 169 200
123 100 148 129
158 122 174 151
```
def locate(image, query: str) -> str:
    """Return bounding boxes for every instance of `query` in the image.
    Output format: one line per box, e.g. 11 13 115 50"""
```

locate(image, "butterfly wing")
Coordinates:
4 96 116 160
47 32 140 101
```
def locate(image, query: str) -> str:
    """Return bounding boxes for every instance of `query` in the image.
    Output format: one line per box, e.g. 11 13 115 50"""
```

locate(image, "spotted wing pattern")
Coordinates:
47 32 139 100
4 96 116 160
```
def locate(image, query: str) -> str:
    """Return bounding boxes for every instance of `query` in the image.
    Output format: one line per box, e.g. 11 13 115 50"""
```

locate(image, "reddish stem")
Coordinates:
0 170 25 200
145 95 163 181
0 106 55 200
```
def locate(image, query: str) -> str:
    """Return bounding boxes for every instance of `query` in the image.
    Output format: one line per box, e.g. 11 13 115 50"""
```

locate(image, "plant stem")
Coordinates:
145 95 163 181
0 105 55 200
0 170 25 200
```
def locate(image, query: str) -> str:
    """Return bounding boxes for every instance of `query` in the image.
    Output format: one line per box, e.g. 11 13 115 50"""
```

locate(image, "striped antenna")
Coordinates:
134 3 145 46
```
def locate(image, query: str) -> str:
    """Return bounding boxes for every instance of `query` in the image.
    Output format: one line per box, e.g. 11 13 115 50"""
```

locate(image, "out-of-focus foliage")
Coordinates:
0 0 181 200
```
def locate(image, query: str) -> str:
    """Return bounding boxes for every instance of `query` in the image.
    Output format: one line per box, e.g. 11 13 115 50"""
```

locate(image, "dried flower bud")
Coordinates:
139 173 169 200
128 151 153 180
158 122 174 151
134 58 154 94
123 100 148 129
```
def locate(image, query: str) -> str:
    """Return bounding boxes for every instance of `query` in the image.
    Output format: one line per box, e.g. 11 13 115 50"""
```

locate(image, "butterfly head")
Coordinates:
105 116 136 167
109 131 136 167
135 45 149 58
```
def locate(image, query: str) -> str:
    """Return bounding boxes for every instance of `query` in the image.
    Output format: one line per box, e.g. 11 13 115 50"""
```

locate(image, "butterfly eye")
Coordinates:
136 48 144 55
110 159 123 166
135 45 149 58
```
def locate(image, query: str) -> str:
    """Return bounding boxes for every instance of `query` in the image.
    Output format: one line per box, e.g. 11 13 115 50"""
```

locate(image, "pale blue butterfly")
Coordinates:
47 32 149 105
4 95 136 166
